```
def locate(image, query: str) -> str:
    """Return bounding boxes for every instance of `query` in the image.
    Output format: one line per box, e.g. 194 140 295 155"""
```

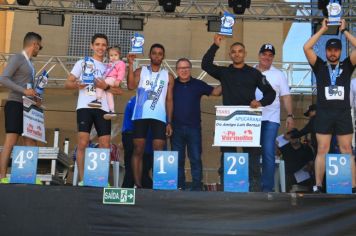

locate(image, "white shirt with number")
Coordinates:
255 65 290 124
70 58 109 112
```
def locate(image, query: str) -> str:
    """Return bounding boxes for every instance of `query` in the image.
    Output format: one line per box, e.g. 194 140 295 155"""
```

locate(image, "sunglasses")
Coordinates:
35 42 43 51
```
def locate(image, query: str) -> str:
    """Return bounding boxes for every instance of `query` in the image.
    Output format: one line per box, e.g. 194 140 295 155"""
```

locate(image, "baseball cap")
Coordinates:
259 44 275 55
304 104 317 117
325 38 342 50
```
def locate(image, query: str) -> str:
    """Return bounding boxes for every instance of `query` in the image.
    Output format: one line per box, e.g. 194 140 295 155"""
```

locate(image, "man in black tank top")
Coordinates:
303 18 356 193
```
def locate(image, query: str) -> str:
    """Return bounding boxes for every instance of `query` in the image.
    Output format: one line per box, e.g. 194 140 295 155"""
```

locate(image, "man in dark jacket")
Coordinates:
202 34 276 191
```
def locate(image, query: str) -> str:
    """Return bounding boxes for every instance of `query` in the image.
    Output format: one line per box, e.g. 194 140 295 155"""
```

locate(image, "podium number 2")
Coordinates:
328 156 347 176
227 155 246 175
14 150 34 169
157 155 175 174
87 151 107 171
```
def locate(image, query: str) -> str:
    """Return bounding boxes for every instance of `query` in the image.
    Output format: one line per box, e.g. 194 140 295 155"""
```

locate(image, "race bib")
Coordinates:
85 84 96 96
325 86 344 100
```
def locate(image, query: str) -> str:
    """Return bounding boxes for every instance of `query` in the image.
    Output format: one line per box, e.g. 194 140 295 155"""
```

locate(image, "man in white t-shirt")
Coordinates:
255 44 294 192
64 33 121 184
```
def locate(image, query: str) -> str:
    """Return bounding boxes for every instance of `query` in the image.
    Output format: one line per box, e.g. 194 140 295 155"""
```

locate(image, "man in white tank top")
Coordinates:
127 44 174 188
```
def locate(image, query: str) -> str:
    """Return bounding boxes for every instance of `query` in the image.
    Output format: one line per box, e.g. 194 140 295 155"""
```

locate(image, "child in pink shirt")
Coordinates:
88 46 126 120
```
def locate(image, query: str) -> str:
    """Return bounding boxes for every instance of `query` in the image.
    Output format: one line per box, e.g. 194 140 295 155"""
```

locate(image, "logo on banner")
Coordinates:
214 106 262 147
22 96 46 143
221 130 253 142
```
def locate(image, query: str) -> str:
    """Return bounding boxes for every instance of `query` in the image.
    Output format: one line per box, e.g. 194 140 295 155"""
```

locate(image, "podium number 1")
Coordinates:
157 154 175 174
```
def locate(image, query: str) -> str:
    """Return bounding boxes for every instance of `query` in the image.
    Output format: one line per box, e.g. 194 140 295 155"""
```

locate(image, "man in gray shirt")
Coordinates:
0 32 42 183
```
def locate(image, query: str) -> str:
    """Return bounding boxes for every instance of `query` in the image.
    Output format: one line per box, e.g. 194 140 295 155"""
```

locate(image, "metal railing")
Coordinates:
0 52 315 94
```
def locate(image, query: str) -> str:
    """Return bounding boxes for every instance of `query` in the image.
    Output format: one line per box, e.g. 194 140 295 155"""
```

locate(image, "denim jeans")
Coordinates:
260 121 280 192
171 125 202 190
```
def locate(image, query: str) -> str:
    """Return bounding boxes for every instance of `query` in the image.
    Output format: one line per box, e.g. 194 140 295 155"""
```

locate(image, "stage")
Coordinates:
1 185 356 235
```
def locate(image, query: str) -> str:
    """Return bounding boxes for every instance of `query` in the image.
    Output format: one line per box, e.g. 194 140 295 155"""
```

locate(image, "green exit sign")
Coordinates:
103 188 135 205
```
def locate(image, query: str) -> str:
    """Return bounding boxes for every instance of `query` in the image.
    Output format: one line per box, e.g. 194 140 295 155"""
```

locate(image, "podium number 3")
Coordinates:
87 151 107 171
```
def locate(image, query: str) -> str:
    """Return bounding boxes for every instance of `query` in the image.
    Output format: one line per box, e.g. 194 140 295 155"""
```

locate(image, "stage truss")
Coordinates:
0 53 315 94
0 0 355 22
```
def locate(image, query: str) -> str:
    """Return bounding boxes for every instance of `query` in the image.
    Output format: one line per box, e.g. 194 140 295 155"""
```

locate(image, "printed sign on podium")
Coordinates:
153 151 178 190
214 106 262 147
326 154 352 194
224 153 249 192
83 148 110 187
10 146 39 184
22 96 46 143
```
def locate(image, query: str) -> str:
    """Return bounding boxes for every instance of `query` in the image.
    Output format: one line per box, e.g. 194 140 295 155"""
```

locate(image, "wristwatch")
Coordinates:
104 85 110 91
341 28 348 34
287 114 294 119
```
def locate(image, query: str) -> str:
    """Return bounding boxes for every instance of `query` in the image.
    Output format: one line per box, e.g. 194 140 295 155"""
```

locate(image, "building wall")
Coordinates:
0 3 297 184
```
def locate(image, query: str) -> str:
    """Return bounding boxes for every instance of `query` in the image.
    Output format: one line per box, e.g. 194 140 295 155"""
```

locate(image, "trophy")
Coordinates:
130 33 145 54
219 11 235 36
34 70 48 99
327 0 342 26
81 57 96 85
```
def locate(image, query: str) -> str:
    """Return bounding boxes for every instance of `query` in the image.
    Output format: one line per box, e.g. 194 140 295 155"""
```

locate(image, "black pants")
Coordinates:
121 132 153 189
219 147 261 192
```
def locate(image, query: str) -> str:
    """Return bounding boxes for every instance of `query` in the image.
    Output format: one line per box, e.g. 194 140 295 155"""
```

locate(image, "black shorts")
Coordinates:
314 108 353 135
4 101 23 134
133 119 166 140
77 108 111 137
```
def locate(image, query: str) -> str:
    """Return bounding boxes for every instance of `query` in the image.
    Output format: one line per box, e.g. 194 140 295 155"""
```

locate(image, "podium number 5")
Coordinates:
328 156 347 176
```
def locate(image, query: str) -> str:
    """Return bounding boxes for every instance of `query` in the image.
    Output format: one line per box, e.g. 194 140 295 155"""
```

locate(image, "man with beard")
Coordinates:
303 19 356 193
0 32 42 183
202 34 276 191
127 44 174 188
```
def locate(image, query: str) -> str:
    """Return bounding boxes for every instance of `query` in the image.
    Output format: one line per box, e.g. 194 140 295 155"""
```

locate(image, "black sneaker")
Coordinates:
313 185 323 193
103 111 117 120
88 99 102 108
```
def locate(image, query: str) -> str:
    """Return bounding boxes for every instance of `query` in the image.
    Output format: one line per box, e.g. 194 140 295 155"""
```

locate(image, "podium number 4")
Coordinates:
14 150 34 169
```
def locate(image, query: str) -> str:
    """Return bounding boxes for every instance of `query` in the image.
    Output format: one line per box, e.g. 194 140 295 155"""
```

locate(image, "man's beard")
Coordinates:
327 55 340 63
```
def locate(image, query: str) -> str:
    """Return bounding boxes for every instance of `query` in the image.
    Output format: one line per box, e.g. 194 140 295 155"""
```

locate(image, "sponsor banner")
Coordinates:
22 96 46 143
213 106 262 147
